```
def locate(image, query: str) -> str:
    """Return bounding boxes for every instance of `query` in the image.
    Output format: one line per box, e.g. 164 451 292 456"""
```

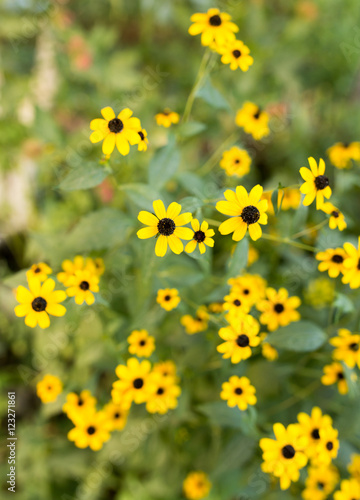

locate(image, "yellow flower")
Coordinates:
257 287 301 332
152 360 178 381
181 306 209 334
342 237 360 289
66 269 99 305
334 478 360 500
156 288 180 311
188 8 238 47
183 471 211 500
145 374 181 415
26 262 52 282
297 407 333 460
154 109 179 128
185 219 215 254
36 374 62 403
137 200 193 257
227 273 266 306
216 185 268 241
321 362 348 395
208 302 224 313
93 258 105 276
305 278 335 308
223 291 251 316
217 39 254 71
137 128 148 151
300 157 332 209
248 244 259 266
330 328 360 369
235 101 270 140
111 358 156 409
321 202 347 231
14 277 67 329
63 390 97 423
220 375 256 410
302 465 339 500
261 335 279 361
127 329 155 358
315 426 339 465
219 146 251 177
348 453 360 480
68 410 111 451
57 256 95 286
90 106 141 156
103 401 128 431
327 141 360 169
316 247 347 278
217 314 260 363
260 422 308 490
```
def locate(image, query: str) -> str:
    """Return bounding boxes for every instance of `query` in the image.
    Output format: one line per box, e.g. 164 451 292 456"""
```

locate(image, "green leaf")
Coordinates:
271 189 278 214
148 135 180 189
177 121 207 138
268 320 327 352
197 401 245 429
196 79 230 110
119 183 161 211
58 163 110 191
226 238 249 278
178 196 203 212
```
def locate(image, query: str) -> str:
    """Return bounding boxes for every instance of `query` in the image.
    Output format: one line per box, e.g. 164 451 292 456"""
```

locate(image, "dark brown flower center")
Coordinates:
164 295 171 301
234 387 243 395
357 258 360 270
138 131 145 140
236 334 249 347
209 14 222 26
139 340 146 346
314 175 329 190
253 108 261 119
80 281 90 290
157 218 175 236
331 254 343 263
133 378 144 389
241 205 260 225
108 118 123 133
243 289 250 295
157 387 165 395
87 426 96 435
194 230 206 243
34 267 41 273
331 210 339 218
349 342 359 352
282 445 295 459
233 299 241 307
32 297 47 312
326 441 333 451
234 159 240 164
337 371 345 380
232 49 241 59
274 303 284 313
78 398 84 406
311 428 320 440
317 482 325 490
114 412 120 419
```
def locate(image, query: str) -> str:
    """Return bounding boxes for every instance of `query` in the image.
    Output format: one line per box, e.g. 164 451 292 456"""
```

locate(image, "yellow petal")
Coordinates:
46 303 66 317
90 118 108 132
40 278 55 297
16 285 33 304
90 130 106 143
248 223 262 241
101 107 116 121
124 129 141 145
168 235 183 254
102 133 116 155
14 303 31 317
218 216 242 235
116 135 130 155
137 227 158 239
118 108 133 120
248 184 263 204
47 290 67 304
174 227 194 240
153 200 166 219
216 200 241 216
25 311 38 328
232 222 248 241
155 235 167 257
166 202 182 219
185 240 197 253
38 311 50 329
173 213 192 226
138 211 158 226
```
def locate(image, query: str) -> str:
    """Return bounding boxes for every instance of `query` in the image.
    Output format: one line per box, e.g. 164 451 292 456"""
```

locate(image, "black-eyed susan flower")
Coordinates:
14 276 67 329
127 329 155 358
137 200 193 257
257 287 301 332
217 39 253 71
321 202 347 231
302 465 339 500
223 291 251 317
227 273 266 306
66 269 99 305
188 8 238 47
235 102 270 140
348 453 360 480
297 407 333 460
145 374 181 415
327 141 360 169
36 374 63 403
63 390 97 423
315 426 339 465
26 262 52 282
300 157 332 209
156 288 180 311
111 358 156 409
103 401 128 432
137 128 148 151
183 471 211 500
185 219 215 254
260 334 279 361
152 360 177 380
155 109 179 128
220 375 256 411
217 314 260 363
342 237 360 289
67 410 111 451
316 247 347 278
216 185 268 241
181 306 209 334
321 362 348 395
330 328 360 369
57 256 95 287
334 478 360 500
219 146 251 178
260 423 308 490
90 106 141 156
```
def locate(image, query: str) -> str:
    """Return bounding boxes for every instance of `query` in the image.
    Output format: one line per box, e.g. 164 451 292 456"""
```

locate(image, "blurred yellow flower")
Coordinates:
316 247 347 278
26 262 52 282
342 237 360 289
68 410 111 451
217 314 260 363
155 109 179 127
321 362 348 395
127 329 155 358
181 306 209 334
188 8 238 47
63 390 97 423
36 374 63 403
156 288 181 311
137 128 148 151
183 471 211 500
217 39 254 71
220 375 256 410
66 269 99 305
330 328 360 369
235 101 270 140
112 358 156 409
321 202 347 231
103 401 128 431
327 141 360 169
219 146 251 177
302 465 339 500
257 287 301 332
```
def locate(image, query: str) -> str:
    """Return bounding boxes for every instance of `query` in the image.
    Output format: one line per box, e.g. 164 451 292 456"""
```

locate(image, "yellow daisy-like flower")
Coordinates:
334 478 360 500
348 453 360 480
257 287 301 332
260 422 308 490
185 219 215 254
216 185 268 241
90 106 141 156
66 269 99 305
217 39 254 71
36 374 63 403
316 247 347 278
14 277 67 329
260 334 279 361
137 128 148 151
111 358 156 409
219 146 251 178
342 237 360 289
300 157 332 209
156 288 181 311
297 407 333 460
302 465 339 500
63 390 97 423
57 256 95 287
321 362 348 395
220 375 257 411
223 291 251 316
188 8 238 47
227 273 267 306
154 109 180 128
67 410 111 451
321 202 347 231
145 374 181 415
152 360 178 381
330 328 360 369
315 426 339 465
327 141 360 169
181 306 209 334
235 102 270 140
137 200 193 257
183 471 211 500
26 262 52 282
217 314 260 363
127 329 155 358
103 401 128 432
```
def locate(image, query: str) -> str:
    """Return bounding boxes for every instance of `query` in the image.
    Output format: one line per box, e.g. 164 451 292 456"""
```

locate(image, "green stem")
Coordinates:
198 131 239 176
261 233 318 252
291 219 328 239
182 49 212 124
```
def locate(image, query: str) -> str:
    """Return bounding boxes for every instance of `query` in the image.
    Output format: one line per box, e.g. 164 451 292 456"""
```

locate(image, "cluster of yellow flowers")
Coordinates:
327 141 360 169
